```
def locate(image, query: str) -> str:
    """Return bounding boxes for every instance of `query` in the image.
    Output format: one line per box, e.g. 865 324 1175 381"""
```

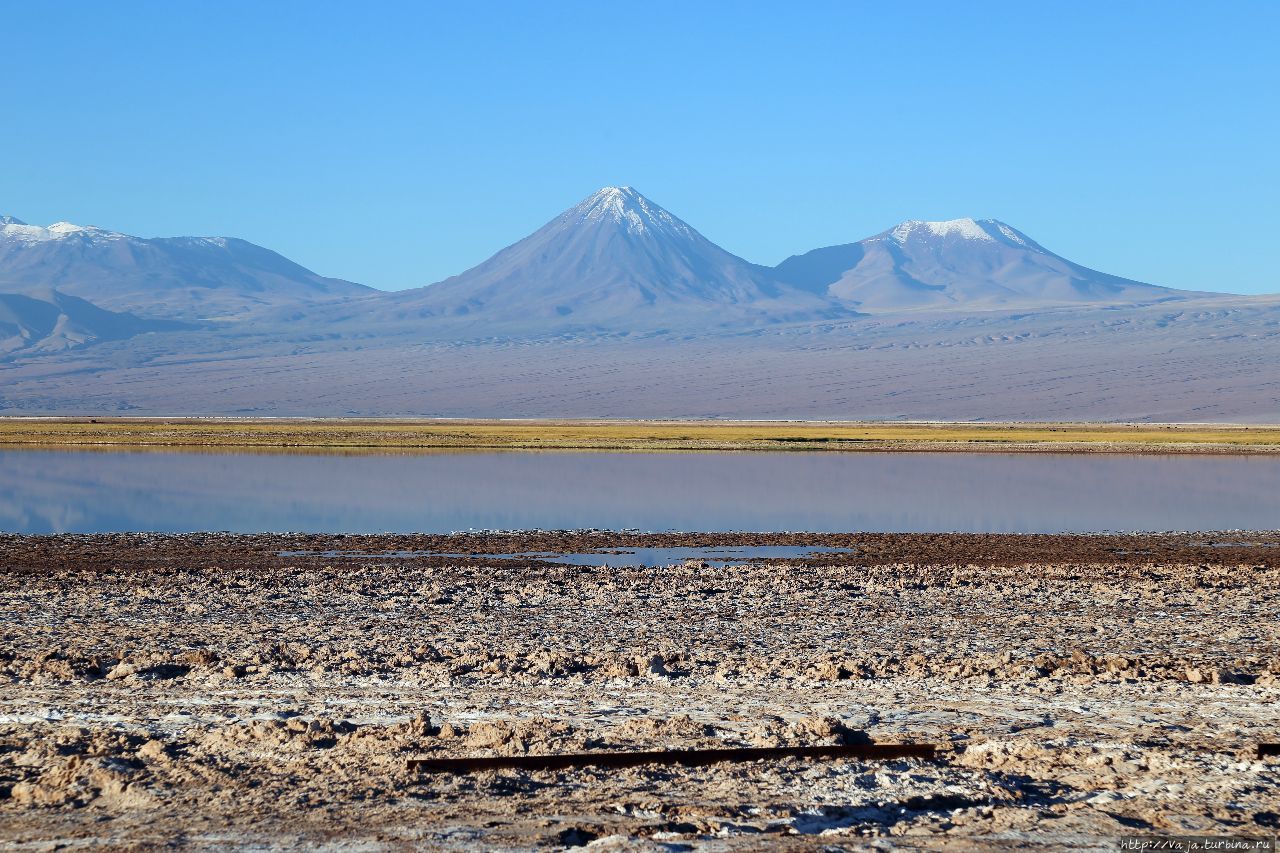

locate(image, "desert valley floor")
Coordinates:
1 531 1277 849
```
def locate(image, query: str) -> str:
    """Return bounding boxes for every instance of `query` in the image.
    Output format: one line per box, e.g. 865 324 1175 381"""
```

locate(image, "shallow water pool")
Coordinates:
1 449 1277 534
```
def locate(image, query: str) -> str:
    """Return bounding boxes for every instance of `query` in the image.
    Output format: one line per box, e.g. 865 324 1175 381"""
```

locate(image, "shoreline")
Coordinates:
5 529 1280 567
3 417 1280 454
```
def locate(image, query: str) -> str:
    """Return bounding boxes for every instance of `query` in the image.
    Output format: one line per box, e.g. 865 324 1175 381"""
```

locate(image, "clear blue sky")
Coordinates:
3 2 1277 294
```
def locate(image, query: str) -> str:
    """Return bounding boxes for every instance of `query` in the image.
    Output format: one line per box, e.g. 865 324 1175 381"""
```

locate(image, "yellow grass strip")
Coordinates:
0 418 1278 453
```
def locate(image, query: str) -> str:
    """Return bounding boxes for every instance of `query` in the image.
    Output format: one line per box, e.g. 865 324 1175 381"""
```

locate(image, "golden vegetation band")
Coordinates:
0 418 1278 452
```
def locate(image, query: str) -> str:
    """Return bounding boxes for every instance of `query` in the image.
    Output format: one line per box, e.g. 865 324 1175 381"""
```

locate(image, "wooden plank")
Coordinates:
407 742 938 774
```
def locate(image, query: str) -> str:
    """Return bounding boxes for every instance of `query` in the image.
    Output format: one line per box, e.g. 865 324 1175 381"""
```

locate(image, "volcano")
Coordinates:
382 187 854 332
774 217 1196 312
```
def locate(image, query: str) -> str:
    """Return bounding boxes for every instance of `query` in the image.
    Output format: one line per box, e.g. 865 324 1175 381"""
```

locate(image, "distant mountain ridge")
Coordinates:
0 193 1231 338
0 288 180 355
774 217 1192 312
0 216 374 321
361 192 1212 332
1 192 1276 420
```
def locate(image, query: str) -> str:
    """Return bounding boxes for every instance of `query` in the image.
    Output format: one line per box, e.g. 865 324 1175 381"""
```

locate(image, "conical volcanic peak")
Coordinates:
375 186 854 332
564 186 698 239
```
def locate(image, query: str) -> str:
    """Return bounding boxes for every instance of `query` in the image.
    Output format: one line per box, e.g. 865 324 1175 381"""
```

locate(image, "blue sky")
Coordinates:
3 2 1277 294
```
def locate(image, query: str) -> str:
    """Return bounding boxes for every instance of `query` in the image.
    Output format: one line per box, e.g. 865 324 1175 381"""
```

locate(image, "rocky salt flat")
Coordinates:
1 532 1278 849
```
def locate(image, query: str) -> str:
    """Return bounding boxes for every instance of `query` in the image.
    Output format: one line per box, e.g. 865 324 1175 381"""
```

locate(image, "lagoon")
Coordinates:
1 449 1277 534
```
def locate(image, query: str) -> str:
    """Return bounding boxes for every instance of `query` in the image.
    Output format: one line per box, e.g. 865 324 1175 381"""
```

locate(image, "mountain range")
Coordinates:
0 215 372 321
0 188 1218 336
0 189 1275 420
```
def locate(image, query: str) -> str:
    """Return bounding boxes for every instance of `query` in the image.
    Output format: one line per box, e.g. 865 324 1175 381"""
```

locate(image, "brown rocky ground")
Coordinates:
1 532 1278 849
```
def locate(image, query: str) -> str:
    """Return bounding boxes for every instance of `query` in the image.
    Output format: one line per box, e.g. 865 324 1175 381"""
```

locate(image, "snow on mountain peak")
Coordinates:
571 186 695 238
47 221 98 234
990 221 1034 248
890 218 994 244
885 218 1045 252
1 218 118 244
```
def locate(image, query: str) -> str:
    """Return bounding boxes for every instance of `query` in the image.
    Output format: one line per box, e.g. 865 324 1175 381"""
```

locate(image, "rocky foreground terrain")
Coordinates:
1 532 1278 849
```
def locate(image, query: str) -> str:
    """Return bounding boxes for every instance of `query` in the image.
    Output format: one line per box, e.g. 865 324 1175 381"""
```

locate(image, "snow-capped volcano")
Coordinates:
381 187 853 331
0 215 374 321
572 186 698 238
774 218 1193 312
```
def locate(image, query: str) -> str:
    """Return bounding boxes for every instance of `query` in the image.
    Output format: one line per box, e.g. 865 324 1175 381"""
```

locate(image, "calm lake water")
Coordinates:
0 449 1277 534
